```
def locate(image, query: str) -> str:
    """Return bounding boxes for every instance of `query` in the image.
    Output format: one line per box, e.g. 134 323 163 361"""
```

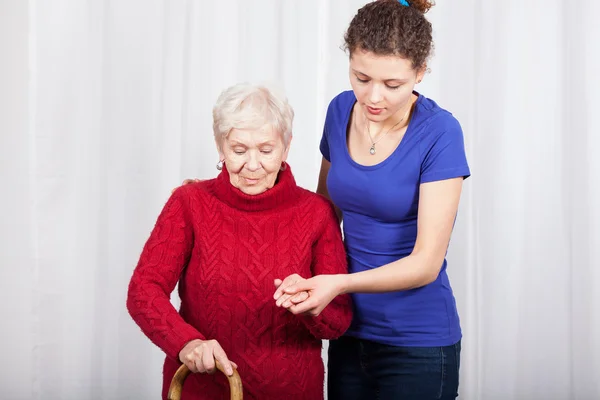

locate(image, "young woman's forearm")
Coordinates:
340 252 442 294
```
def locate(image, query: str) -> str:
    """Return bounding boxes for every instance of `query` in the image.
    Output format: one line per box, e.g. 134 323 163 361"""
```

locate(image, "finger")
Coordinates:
195 357 207 374
283 279 313 295
298 291 310 303
202 345 216 374
213 347 234 376
185 352 199 373
273 274 300 299
273 279 292 300
289 291 309 305
289 297 318 315
276 293 294 307
274 279 283 288
231 361 238 369
283 292 308 308
192 347 205 373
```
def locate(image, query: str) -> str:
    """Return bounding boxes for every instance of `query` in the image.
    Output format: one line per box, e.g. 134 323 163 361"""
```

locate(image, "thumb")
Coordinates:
284 280 311 294
274 278 283 287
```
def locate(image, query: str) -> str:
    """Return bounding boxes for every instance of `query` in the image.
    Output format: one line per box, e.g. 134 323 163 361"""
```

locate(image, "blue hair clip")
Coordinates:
399 0 409 5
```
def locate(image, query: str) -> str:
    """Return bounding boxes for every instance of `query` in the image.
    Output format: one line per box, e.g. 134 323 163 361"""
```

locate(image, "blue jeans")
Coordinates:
328 336 461 400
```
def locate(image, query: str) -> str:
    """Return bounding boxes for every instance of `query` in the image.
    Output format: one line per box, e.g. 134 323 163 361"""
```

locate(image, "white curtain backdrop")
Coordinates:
2 0 599 399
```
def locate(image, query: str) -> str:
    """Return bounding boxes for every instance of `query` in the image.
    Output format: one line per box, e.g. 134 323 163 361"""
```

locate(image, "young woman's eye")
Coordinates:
386 85 401 90
356 76 369 83
261 150 273 154
234 150 245 155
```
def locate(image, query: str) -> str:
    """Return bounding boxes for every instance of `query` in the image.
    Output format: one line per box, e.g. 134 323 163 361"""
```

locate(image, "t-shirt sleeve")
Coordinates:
420 115 471 183
319 124 331 162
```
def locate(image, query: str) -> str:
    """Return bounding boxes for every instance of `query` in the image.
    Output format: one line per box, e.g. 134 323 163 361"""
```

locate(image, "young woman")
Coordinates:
274 1 470 398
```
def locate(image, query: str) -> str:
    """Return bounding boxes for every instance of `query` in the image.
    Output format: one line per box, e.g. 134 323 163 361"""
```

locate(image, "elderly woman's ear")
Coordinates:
215 136 225 160
283 134 292 160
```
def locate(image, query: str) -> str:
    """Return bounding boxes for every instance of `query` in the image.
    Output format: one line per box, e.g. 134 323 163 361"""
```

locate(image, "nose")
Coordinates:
245 151 261 171
368 84 383 104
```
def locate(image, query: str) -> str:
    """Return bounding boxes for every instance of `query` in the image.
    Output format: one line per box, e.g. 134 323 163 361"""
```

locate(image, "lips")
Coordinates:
242 177 261 185
366 105 384 115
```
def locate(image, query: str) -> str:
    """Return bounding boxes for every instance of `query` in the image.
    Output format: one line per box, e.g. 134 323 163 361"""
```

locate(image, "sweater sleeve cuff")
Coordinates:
298 305 346 340
163 322 206 361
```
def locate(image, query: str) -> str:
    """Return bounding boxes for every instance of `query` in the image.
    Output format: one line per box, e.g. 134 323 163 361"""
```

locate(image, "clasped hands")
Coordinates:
273 274 311 314
273 273 344 318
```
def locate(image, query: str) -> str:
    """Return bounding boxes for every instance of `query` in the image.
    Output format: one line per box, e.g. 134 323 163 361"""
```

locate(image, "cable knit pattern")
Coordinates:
127 165 352 400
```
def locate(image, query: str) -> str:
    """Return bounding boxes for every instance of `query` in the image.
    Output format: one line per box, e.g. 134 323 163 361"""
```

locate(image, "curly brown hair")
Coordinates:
343 0 435 70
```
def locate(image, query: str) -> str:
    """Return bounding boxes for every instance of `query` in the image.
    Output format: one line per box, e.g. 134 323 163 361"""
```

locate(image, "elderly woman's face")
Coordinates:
219 125 290 195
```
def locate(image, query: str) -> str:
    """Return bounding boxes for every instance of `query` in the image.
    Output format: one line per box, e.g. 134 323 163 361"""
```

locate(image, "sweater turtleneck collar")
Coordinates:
212 163 301 212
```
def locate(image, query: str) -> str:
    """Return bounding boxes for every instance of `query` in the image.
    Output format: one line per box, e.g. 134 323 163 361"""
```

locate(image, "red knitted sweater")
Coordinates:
127 165 352 400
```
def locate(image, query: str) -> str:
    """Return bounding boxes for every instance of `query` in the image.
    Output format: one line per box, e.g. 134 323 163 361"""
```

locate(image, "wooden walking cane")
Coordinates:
167 361 243 400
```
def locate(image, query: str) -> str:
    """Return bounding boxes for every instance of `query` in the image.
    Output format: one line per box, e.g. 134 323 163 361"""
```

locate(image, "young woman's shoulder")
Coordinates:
412 95 471 181
326 90 356 116
415 94 462 131
329 90 355 105
411 95 465 149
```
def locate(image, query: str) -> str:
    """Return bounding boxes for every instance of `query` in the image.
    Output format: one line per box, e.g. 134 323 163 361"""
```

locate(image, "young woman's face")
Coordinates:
219 125 290 195
349 49 425 123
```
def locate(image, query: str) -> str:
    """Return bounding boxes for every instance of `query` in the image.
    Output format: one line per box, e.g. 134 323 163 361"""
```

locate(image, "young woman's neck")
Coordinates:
362 95 416 135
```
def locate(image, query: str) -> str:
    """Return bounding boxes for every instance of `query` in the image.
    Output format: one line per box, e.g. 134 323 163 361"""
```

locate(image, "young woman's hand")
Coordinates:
274 276 310 310
274 274 346 317
171 179 202 193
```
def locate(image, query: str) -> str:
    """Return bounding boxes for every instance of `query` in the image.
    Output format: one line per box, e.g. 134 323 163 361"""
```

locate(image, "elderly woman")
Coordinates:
126 83 352 400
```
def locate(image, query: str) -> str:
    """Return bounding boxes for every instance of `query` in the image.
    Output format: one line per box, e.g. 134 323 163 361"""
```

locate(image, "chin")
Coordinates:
239 186 267 196
365 113 387 122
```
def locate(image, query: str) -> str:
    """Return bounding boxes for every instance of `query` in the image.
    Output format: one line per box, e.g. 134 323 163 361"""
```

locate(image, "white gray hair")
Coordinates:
212 83 294 149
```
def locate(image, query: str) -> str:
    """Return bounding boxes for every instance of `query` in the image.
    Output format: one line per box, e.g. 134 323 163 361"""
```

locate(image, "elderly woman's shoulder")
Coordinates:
170 178 217 202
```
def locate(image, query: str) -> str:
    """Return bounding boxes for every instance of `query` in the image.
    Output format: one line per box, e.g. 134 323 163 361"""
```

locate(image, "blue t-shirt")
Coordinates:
320 90 470 347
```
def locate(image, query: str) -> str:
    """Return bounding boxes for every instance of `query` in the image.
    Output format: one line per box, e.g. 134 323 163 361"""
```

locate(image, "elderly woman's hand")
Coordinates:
178 339 237 376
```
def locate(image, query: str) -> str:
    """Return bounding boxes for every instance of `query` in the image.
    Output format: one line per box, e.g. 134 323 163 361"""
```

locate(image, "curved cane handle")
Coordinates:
167 361 243 400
